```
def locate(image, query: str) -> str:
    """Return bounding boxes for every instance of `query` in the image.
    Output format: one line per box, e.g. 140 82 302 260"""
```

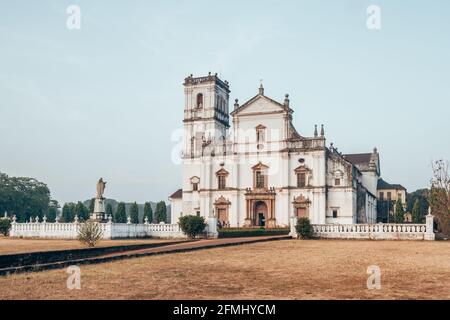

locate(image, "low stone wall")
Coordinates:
312 223 431 240
9 221 186 239
289 214 435 240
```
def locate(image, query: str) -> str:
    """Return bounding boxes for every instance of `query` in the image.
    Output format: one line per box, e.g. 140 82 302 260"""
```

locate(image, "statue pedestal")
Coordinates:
90 198 107 222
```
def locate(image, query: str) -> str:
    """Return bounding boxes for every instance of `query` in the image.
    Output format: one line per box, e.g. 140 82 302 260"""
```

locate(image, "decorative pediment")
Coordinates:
255 124 266 130
332 169 344 178
252 162 269 171
293 195 311 204
190 176 200 184
294 165 311 173
214 196 231 205
215 168 229 176
231 95 289 116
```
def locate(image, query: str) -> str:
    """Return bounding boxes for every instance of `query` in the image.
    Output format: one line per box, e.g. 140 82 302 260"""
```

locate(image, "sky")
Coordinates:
0 0 449 204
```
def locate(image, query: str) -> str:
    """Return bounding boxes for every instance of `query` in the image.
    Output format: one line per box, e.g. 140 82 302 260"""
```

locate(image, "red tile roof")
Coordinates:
169 189 182 199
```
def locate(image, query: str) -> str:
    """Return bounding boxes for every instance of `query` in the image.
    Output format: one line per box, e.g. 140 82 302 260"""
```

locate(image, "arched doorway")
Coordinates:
254 201 268 227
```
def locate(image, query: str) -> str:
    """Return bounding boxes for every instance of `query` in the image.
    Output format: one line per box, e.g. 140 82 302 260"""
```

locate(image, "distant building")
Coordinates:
376 178 407 222
377 179 407 205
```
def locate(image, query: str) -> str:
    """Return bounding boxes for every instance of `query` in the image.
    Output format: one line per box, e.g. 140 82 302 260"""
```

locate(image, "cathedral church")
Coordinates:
170 73 379 228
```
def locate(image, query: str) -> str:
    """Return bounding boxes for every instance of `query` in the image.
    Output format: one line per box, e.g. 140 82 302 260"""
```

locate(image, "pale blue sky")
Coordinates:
1 0 449 204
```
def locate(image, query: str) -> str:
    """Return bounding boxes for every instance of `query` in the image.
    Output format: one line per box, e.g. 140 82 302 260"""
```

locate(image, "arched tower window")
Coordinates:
196 93 203 108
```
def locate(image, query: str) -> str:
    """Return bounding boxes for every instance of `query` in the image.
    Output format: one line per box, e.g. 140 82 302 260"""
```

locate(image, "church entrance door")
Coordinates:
254 201 268 227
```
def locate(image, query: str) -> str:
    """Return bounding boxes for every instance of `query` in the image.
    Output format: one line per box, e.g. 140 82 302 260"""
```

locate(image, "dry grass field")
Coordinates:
0 238 180 255
0 239 449 300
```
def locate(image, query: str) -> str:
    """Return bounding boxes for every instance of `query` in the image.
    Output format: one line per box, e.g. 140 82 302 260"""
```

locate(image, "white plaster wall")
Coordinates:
170 198 183 224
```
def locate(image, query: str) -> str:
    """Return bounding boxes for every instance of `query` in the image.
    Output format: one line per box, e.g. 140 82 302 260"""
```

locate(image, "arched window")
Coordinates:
294 165 310 188
256 125 266 143
297 172 306 187
190 176 200 191
196 93 203 108
216 168 229 190
218 176 226 190
252 162 269 189
255 171 265 188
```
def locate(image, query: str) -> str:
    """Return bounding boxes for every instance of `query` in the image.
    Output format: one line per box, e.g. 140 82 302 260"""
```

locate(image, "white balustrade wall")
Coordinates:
289 214 435 240
9 221 186 239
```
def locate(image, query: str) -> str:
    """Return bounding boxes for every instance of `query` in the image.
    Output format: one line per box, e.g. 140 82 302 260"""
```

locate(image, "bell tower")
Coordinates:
183 73 230 158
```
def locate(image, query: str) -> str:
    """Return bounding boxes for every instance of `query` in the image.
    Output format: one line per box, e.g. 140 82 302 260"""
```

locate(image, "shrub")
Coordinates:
296 217 313 239
0 218 11 236
178 215 206 239
77 220 103 247
218 228 289 238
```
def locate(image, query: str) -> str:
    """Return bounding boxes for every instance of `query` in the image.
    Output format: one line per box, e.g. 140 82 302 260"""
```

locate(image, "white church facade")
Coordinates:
170 73 379 228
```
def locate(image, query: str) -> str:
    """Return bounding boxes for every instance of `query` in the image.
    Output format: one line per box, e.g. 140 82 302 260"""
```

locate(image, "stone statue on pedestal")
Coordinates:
96 178 107 199
91 178 108 222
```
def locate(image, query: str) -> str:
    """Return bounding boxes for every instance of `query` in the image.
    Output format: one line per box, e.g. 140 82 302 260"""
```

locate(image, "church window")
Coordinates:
218 175 226 190
387 192 392 200
332 209 338 218
297 172 306 188
335 178 341 186
256 171 265 188
196 93 203 108
256 127 265 142
193 183 198 191
196 211 200 217
380 192 384 200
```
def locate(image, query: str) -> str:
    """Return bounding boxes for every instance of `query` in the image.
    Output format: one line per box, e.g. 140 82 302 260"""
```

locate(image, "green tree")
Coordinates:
143 202 153 223
88 198 95 213
106 203 113 220
178 215 206 238
296 217 314 239
115 202 127 223
394 199 405 223
46 200 59 222
0 172 51 222
74 201 89 221
411 199 422 223
0 218 12 236
406 189 429 217
154 201 167 223
130 202 139 224
61 203 76 222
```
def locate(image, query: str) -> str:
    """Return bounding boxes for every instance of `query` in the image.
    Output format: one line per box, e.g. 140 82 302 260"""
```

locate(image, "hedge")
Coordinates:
218 228 289 238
